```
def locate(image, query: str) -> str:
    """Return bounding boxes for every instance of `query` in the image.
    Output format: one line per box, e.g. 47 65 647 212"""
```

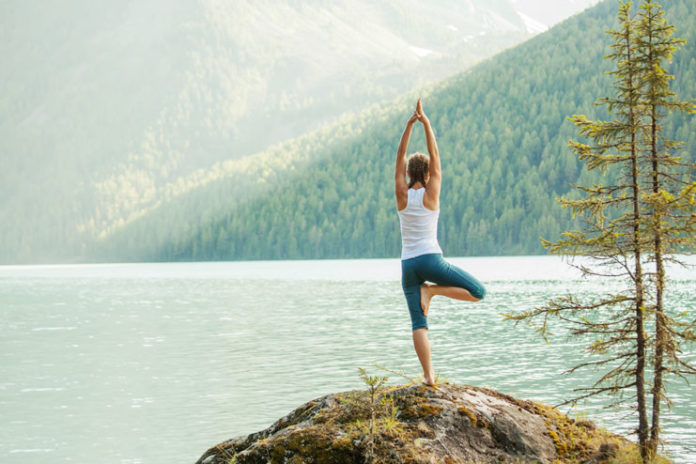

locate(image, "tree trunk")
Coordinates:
649 98 666 459
626 23 649 462
643 8 665 457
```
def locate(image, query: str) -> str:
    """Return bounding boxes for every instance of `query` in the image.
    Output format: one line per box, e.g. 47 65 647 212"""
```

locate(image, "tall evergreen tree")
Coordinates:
633 0 696 456
507 2 652 454
507 2 695 461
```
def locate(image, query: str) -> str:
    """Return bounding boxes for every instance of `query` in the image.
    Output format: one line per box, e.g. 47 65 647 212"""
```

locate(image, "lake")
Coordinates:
1 256 694 463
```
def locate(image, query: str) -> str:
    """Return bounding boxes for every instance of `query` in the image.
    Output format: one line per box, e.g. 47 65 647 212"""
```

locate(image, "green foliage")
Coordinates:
347 367 420 463
633 1 696 457
507 1 695 461
356 367 390 463
0 0 538 264
89 0 696 263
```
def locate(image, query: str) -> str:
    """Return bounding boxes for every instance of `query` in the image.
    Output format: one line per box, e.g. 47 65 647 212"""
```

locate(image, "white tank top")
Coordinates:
397 188 443 260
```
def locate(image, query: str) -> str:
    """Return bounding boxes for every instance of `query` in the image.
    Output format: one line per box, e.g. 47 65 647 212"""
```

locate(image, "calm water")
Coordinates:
0 257 694 464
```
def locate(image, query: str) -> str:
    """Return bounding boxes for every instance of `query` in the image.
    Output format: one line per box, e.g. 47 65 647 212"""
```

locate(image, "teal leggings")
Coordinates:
401 253 486 330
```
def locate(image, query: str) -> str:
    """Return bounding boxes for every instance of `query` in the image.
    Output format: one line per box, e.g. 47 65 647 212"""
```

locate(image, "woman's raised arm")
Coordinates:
395 109 419 210
417 99 441 210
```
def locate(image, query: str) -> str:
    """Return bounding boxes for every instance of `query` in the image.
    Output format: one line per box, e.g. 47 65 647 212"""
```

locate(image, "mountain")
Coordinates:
1 0 600 264
86 0 696 262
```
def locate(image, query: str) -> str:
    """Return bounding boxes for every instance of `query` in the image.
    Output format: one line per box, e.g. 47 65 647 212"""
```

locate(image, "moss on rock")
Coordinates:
196 383 667 464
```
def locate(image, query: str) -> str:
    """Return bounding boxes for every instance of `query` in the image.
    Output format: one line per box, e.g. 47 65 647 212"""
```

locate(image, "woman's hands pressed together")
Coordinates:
408 98 428 126
415 98 428 123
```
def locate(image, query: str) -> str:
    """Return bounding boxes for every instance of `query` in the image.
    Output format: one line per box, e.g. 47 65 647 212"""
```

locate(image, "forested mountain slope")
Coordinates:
90 0 695 261
3 0 584 264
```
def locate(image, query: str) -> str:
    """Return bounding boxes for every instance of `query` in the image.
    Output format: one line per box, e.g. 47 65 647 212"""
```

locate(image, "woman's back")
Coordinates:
397 187 442 260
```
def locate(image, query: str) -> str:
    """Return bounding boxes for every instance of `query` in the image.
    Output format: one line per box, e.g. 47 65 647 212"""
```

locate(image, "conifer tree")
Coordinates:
633 0 696 456
507 2 695 461
507 1 652 454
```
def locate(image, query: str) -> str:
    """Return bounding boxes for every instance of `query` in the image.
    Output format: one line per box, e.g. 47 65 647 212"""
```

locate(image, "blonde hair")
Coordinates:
407 153 429 188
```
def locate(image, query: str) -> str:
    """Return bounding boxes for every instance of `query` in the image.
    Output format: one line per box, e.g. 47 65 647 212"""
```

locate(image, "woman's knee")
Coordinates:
472 283 486 301
403 285 428 330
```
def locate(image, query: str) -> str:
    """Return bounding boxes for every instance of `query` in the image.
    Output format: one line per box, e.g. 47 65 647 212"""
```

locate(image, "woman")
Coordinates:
394 98 486 386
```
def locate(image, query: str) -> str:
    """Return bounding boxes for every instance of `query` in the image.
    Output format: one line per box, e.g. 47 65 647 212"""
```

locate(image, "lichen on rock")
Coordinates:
195 383 646 464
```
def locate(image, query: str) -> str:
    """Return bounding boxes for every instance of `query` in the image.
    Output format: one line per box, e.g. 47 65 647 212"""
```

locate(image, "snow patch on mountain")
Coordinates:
517 11 548 34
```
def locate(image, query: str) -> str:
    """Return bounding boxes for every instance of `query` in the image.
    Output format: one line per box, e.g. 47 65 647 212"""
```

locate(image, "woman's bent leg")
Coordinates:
412 328 435 385
421 285 477 315
420 254 486 313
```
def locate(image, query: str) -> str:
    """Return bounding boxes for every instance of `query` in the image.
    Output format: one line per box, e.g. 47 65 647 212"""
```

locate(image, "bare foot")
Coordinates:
423 372 436 386
420 284 434 316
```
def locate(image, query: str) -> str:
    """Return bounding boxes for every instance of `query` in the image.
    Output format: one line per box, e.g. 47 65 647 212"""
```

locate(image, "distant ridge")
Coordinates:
90 0 695 262
83 0 692 262
3 0 577 264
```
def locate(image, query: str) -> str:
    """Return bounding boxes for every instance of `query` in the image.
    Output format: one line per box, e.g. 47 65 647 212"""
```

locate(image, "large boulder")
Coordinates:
196 383 633 464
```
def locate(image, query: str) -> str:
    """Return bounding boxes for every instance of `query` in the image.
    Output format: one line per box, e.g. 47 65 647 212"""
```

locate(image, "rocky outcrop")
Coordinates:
196 383 634 464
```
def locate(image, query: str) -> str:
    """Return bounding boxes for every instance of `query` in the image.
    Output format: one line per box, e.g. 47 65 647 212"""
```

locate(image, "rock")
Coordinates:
195 383 635 464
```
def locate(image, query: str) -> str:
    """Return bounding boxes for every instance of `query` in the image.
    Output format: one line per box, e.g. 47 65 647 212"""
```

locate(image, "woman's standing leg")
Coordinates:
402 256 436 385
412 329 434 385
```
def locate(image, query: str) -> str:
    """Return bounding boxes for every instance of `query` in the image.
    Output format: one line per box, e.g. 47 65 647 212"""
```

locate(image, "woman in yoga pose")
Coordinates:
395 98 486 386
